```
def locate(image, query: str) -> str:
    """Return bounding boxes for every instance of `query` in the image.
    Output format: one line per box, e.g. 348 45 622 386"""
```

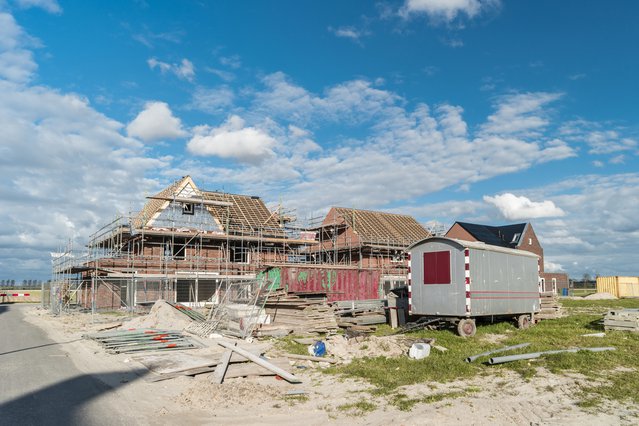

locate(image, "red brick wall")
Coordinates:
541 272 569 293
445 223 478 241
516 225 544 273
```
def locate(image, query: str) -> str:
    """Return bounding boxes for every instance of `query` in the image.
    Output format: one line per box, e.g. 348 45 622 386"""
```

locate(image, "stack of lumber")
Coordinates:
334 299 387 327
604 309 639 332
262 290 338 334
536 292 564 320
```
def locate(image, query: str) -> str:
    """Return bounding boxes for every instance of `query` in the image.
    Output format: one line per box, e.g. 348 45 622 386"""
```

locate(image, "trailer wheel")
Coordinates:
517 314 531 329
457 319 476 337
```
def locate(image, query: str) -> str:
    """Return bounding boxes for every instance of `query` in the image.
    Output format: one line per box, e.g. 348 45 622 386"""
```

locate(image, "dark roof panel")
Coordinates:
455 222 527 248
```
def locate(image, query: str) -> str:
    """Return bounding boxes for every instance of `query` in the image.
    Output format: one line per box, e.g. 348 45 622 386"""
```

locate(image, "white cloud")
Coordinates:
219 55 241 69
189 86 234 114
252 72 400 125
328 26 370 44
205 67 235 82
400 0 500 23
0 13 37 83
609 154 625 164
560 120 638 157
568 73 586 81
480 92 563 137
187 115 277 164
0 76 169 278
0 10 170 279
14 0 62 14
127 101 187 142
585 130 636 155
537 139 577 163
147 57 195 82
544 261 565 272
483 193 565 220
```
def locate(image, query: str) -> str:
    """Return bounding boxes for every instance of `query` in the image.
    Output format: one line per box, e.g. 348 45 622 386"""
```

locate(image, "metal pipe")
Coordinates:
465 343 531 363
489 347 616 365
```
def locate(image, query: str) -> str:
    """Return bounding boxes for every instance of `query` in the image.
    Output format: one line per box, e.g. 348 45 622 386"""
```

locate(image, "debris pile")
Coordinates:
604 308 639 332
133 337 299 385
122 300 197 331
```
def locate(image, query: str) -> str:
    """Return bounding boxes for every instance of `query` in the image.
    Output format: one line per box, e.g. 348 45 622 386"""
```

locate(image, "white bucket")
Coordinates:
409 343 431 359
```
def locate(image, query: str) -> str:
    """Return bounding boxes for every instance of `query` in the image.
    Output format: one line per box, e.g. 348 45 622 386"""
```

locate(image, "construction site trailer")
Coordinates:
407 237 540 336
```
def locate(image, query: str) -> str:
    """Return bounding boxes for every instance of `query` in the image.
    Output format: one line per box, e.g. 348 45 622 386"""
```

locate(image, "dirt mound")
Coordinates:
325 334 409 363
584 292 618 300
121 300 194 330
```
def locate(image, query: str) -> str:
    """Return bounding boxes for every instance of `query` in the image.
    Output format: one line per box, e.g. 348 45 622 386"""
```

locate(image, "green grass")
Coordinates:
570 289 596 297
274 336 310 355
336 399 377 416
324 299 639 409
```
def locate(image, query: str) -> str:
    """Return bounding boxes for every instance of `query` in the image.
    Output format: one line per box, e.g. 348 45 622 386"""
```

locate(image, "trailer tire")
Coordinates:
517 314 531 329
457 319 476 337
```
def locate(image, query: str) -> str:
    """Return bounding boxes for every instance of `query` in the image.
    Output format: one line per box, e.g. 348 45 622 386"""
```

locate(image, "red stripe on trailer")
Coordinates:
0 293 30 297
470 290 539 295
464 247 471 314
166 343 177 348
471 296 541 300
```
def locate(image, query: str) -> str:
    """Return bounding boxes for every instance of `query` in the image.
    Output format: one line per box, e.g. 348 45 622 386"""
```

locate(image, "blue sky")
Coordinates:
0 0 637 281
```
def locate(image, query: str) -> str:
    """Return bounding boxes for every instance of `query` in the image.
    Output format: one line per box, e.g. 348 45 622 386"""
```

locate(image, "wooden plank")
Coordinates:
284 354 338 363
224 358 291 378
217 340 301 383
212 348 234 384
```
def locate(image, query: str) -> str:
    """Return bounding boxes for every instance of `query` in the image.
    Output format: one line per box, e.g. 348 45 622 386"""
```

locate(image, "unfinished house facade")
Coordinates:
52 177 430 311
52 176 314 311
445 221 569 294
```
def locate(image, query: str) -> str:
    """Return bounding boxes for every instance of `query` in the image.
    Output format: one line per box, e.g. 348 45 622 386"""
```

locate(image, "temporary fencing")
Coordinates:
84 329 197 354
186 277 275 339
167 301 207 322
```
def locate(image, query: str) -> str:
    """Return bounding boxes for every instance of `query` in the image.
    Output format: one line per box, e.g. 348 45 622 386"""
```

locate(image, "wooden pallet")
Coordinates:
536 292 564 320
604 309 639 332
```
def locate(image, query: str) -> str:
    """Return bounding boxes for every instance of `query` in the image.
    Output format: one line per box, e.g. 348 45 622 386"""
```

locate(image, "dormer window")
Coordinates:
182 203 194 215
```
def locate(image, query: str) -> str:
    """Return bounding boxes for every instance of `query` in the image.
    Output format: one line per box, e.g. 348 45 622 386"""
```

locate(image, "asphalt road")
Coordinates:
0 304 135 426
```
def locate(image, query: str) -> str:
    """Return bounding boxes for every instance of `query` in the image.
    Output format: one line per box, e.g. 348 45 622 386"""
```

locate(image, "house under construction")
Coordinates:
51 176 429 311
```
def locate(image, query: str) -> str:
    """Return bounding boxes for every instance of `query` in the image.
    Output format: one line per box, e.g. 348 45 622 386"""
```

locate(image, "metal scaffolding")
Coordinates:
49 187 425 314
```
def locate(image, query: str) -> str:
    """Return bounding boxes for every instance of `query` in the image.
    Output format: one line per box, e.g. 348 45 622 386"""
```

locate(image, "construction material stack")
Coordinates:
604 309 639 332
536 292 564 320
262 290 338 334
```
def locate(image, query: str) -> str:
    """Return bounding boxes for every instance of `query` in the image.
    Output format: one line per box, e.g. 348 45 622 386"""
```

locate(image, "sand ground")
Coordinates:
24 306 639 425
